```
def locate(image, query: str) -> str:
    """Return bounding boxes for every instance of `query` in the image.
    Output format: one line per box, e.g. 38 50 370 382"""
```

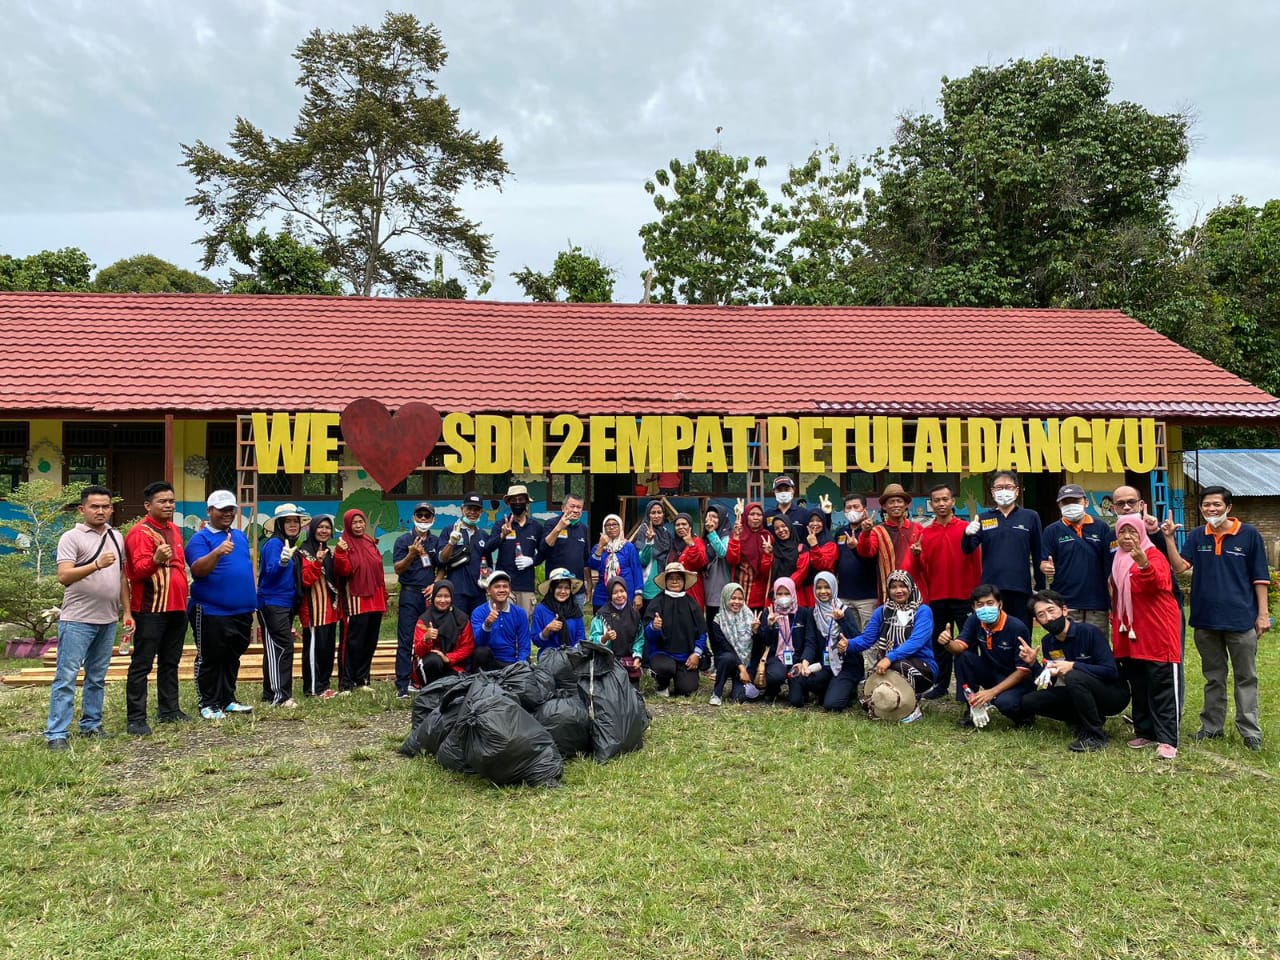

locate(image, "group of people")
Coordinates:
44 473 1268 761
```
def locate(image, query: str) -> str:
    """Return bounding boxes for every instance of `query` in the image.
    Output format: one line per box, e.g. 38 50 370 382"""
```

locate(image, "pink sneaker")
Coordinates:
1156 743 1177 760
1127 737 1155 749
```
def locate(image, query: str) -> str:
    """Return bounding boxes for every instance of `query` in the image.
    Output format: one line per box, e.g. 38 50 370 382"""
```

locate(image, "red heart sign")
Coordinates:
340 399 442 491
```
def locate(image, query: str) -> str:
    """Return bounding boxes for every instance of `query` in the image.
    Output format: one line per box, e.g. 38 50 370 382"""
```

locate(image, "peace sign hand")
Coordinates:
819 494 832 515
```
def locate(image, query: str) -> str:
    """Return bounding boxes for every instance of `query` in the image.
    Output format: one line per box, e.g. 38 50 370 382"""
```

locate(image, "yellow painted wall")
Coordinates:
174 419 209 502
26 420 63 483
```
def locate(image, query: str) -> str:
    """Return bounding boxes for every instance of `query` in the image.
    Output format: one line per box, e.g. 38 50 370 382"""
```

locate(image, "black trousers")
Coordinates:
1001 591 1033 628
1127 658 1182 747
788 666 832 707
341 612 382 690
652 654 700 696
928 598 971 693
396 588 427 693
126 610 187 724
301 622 337 696
258 605 295 704
1022 669 1130 741
191 607 253 711
713 651 756 700
823 662 863 711
414 652 453 688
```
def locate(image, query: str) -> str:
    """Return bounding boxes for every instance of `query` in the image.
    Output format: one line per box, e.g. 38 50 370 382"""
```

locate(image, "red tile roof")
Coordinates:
2 293 1277 421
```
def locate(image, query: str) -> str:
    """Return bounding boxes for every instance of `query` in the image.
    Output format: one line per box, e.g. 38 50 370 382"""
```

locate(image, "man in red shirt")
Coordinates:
855 482 922 596
912 483 983 700
123 481 190 735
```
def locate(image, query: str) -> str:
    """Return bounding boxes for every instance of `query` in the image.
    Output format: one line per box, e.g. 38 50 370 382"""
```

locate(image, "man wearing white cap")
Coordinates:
187 491 257 720
488 484 544 616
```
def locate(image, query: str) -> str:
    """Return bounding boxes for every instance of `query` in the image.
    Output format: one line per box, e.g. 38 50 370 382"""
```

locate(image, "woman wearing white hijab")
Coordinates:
588 513 644 609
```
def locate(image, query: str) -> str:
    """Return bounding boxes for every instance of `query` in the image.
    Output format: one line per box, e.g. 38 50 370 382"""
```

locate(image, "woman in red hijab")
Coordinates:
726 502 774 611
333 509 388 693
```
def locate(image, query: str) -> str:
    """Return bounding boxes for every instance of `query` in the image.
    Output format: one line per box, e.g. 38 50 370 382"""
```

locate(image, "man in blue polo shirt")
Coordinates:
1040 484 1111 630
541 492 591 608
941 583 1036 728
1019 589 1130 752
488 484 544 616
1162 485 1269 751
392 502 440 698
187 490 258 721
470 571 531 669
962 471 1045 623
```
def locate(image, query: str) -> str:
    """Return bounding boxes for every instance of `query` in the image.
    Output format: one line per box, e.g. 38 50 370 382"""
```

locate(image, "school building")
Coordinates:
2 292 1279 559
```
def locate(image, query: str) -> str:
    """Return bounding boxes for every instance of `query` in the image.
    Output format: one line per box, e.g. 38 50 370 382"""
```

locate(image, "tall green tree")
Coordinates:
639 149 774 304
765 144 868 305
0 248 94 291
512 244 615 302
181 12 509 296
856 55 1189 308
91 254 220 293
226 228 343 295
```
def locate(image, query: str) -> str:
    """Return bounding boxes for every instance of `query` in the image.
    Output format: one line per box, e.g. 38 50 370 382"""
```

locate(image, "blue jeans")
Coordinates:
45 620 117 741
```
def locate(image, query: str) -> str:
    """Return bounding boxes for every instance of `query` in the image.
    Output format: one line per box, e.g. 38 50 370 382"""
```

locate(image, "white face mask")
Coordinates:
993 490 1017 507
413 520 432 533
1060 504 1086 523
775 491 793 506
845 510 864 525
1207 513 1230 529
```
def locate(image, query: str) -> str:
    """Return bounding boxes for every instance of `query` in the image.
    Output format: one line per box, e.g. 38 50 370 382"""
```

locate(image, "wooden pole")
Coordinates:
163 414 174 484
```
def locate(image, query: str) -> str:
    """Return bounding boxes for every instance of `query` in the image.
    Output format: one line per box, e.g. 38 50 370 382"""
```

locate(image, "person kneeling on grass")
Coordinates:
942 584 1035 729
844 570 935 724
1018 589 1130 752
1112 516 1184 760
532 568 587 655
589 576 645 686
643 562 707 697
470 571 531 670
757 577 815 704
412 582 475 687
708 583 762 705
808 572 863 712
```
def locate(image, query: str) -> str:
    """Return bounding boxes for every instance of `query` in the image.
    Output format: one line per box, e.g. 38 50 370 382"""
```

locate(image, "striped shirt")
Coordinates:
125 519 189 613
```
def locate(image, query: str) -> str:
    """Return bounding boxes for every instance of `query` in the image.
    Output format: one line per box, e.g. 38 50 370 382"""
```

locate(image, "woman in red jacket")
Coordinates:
726 503 773 611
671 513 709 607
333 508 388 693
412 581 475 686
794 509 838 607
1111 515 1183 760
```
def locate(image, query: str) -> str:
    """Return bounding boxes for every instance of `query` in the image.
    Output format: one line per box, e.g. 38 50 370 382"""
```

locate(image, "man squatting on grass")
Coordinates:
42 477 1269 756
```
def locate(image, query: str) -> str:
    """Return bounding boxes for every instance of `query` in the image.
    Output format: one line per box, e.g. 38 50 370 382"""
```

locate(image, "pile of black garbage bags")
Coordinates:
399 641 650 788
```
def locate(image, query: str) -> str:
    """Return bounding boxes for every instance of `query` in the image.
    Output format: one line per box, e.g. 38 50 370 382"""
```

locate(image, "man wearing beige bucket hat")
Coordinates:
490 484 544 616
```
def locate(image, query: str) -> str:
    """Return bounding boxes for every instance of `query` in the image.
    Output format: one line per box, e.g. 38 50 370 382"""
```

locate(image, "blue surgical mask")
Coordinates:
975 605 1001 625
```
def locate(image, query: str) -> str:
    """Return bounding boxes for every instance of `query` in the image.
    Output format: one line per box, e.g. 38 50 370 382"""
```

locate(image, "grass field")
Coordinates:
1 635 1277 960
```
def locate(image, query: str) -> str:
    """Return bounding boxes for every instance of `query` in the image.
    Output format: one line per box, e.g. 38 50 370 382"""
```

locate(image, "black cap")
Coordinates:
1056 484 1086 502
773 476 794 490
462 492 483 508
413 501 435 515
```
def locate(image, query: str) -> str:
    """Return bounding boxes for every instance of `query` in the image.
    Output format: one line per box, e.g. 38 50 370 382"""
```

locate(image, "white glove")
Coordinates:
449 530 463 545
279 544 296 565
1035 664 1054 689
514 555 534 570
971 703 991 728
965 519 982 536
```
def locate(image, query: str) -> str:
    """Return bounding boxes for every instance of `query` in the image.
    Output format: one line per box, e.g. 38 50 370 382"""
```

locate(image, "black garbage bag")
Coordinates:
460 680 563 787
534 692 592 759
575 641 650 763
411 672 467 729
535 646 579 694
401 676 475 758
491 660 555 712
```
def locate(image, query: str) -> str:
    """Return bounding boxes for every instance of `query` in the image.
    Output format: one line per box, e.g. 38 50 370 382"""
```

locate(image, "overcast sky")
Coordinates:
2 0 1277 301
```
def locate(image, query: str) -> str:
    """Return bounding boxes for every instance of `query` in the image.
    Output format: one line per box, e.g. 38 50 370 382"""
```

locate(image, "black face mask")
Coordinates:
510 502 528 516
1041 615 1067 637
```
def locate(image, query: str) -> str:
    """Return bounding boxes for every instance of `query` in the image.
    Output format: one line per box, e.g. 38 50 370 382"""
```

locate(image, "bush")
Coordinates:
0 554 63 642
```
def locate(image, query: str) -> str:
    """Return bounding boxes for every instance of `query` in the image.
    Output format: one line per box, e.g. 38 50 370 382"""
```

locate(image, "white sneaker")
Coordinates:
657 687 671 698
708 694 722 706
900 706 924 724
200 706 226 721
